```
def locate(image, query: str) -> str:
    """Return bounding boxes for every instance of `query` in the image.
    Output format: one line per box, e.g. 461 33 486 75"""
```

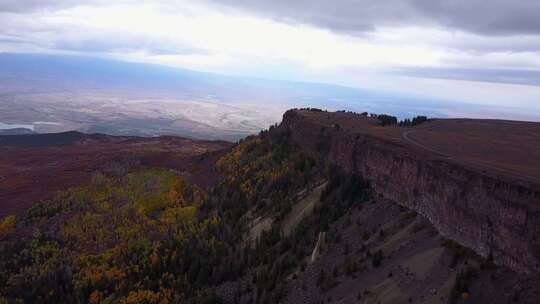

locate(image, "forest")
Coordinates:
0 125 371 303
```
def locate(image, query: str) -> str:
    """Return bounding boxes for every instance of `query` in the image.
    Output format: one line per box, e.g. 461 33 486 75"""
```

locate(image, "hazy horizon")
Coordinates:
1 1 540 139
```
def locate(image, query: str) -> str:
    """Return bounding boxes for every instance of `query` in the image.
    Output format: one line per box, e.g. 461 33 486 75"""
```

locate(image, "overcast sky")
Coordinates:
1 0 540 116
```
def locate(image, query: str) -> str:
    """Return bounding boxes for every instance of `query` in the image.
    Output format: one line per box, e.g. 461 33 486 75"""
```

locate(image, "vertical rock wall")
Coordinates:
282 110 540 274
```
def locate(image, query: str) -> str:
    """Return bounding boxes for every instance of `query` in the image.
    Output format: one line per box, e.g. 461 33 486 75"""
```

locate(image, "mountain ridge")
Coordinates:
1 109 539 303
281 108 540 274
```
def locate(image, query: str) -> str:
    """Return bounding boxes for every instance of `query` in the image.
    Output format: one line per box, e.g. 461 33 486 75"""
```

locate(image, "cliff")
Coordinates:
282 109 540 275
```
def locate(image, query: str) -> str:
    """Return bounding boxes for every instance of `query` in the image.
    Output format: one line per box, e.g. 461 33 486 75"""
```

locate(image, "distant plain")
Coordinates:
2 53 535 141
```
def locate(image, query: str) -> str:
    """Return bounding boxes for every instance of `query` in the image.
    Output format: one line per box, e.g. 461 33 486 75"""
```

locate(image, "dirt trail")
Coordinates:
402 130 453 159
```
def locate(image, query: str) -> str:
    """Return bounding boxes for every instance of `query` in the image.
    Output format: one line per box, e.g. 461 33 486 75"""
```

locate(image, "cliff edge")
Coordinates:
282 109 540 274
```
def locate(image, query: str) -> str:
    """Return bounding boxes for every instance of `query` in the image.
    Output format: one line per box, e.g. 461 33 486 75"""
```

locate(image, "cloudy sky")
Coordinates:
1 0 540 117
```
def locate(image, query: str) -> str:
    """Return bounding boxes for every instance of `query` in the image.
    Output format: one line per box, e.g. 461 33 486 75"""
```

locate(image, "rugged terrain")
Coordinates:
1 109 539 303
282 109 540 275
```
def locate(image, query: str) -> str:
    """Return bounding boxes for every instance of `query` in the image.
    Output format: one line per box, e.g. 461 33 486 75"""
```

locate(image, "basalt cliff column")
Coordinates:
282 110 540 275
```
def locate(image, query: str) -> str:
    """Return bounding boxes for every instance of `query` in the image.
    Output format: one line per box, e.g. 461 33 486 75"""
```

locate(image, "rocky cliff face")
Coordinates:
282 110 540 275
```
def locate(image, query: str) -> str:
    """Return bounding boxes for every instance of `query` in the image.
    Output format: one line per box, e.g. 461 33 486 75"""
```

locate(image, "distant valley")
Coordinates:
0 53 465 141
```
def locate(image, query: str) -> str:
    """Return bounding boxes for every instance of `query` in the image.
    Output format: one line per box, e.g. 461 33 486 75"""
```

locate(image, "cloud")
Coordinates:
0 3 444 69
205 0 540 36
392 67 540 87
0 0 540 118
53 36 208 56
0 0 93 13
411 0 540 36
0 4 211 57
7 0 540 37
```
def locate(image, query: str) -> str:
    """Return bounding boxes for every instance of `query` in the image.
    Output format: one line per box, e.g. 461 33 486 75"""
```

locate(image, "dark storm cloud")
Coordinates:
206 0 540 36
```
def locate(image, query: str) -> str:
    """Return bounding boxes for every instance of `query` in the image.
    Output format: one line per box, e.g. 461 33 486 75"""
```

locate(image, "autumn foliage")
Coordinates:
0 125 370 303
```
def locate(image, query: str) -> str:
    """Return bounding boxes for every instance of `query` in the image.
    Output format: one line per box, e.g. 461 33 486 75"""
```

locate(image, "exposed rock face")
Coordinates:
310 232 326 263
282 110 540 275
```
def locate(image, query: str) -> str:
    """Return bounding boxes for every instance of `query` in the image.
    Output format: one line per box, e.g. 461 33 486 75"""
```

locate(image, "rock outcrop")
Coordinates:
310 232 326 263
282 109 540 275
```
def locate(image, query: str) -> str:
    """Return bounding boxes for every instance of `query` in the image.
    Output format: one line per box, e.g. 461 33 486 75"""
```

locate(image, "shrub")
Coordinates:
371 250 384 267
0 215 16 235
450 267 477 303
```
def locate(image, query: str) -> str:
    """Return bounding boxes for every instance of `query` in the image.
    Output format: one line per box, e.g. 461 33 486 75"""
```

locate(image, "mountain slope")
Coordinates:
1 109 539 303
0 132 232 218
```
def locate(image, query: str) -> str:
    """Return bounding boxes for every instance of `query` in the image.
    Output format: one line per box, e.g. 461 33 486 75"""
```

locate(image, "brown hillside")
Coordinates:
0 132 232 218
